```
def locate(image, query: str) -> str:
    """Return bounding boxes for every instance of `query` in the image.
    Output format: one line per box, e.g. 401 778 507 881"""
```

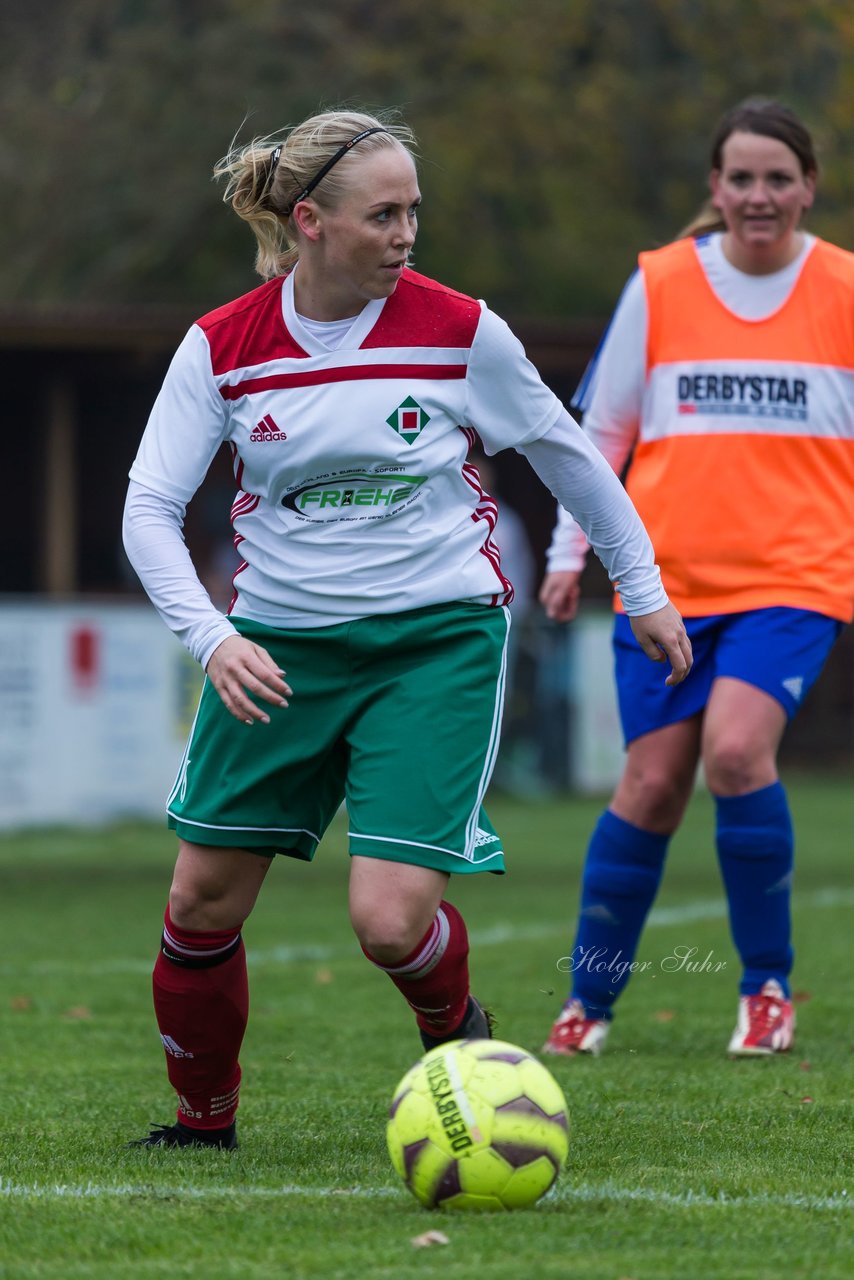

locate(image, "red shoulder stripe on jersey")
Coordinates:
198 278 310 371
219 363 467 401
363 270 482 349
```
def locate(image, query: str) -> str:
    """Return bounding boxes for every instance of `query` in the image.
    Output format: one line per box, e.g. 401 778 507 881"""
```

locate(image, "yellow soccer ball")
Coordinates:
387 1038 569 1211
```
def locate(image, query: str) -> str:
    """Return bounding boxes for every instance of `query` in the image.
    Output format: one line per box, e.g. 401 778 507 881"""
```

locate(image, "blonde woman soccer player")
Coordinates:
123 107 690 1147
542 99 853 1061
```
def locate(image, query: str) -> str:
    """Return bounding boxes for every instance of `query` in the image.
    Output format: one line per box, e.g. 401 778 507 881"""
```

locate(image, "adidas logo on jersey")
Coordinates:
250 413 287 442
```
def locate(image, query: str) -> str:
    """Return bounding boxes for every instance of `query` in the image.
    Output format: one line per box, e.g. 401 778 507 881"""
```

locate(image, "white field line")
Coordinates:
2 888 853 978
0 1177 849 1212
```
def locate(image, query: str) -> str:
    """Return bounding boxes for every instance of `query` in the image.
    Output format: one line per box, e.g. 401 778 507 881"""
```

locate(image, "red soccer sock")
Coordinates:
152 905 249 1131
363 900 471 1037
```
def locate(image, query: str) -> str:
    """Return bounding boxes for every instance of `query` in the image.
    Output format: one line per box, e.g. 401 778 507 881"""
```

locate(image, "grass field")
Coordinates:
1 776 851 1279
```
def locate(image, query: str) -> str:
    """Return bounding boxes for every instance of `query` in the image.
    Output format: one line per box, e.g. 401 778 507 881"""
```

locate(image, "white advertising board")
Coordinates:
567 612 625 793
0 602 202 829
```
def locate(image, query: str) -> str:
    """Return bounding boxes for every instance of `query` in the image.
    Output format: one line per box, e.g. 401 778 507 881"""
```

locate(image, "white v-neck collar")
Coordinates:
282 267 387 354
695 231 816 321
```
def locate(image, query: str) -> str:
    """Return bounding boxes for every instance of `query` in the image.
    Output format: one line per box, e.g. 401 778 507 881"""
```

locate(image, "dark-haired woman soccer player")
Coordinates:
541 98 852 1061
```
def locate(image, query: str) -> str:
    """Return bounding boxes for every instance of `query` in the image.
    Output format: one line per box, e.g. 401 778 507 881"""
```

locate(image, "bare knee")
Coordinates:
352 904 427 963
702 678 785 796
611 758 695 831
349 857 447 963
167 842 270 931
167 881 238 931
703 737 776 796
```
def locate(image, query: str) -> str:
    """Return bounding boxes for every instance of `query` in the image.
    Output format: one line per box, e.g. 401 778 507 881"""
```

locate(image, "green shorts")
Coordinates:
167 602 509 875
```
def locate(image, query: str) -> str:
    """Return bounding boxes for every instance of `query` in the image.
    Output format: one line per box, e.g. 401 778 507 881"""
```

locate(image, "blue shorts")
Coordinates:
614 607 844 746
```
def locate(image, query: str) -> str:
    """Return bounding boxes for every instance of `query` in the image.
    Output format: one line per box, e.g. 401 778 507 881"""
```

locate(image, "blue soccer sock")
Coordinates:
714 782 794 997
567 810 670 1019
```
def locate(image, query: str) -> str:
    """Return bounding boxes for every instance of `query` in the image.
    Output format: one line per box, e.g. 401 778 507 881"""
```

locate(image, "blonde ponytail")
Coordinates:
214 109 418 280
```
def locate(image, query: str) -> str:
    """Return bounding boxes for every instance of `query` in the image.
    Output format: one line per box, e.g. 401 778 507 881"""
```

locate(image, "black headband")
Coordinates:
284 127 389 215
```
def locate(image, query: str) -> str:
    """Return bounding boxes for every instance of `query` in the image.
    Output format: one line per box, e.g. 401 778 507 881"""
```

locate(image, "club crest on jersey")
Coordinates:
386 396 430 444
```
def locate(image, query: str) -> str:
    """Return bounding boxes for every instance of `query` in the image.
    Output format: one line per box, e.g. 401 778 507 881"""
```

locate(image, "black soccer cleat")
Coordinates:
128 1121 238 1150
419 995 495 1051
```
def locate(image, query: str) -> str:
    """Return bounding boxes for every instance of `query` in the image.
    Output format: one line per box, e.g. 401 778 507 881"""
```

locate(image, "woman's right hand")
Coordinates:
539 570 582 623
205 635 292 724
